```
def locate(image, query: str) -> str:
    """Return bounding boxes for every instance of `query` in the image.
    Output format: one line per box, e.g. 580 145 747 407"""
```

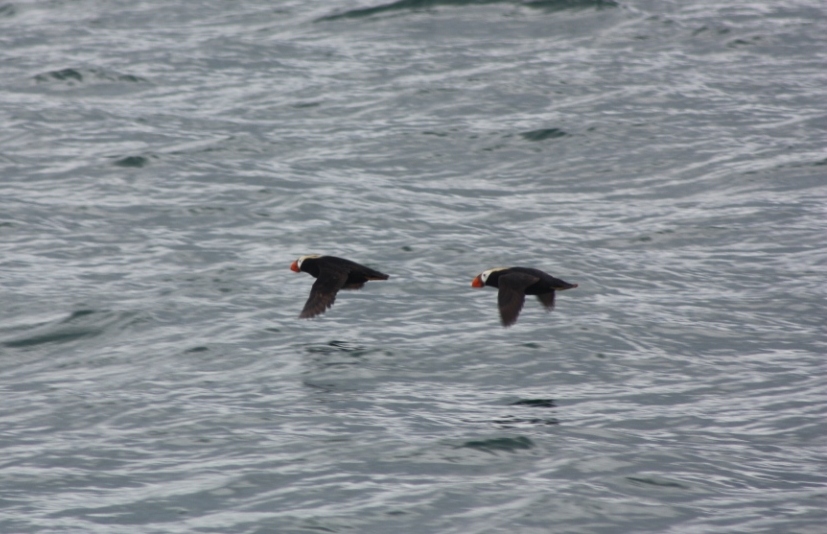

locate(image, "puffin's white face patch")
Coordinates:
297 254 321 269
480 267 506 283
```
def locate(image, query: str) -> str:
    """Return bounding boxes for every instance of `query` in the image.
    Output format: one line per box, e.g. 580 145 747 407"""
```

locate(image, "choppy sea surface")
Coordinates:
2 1 826 532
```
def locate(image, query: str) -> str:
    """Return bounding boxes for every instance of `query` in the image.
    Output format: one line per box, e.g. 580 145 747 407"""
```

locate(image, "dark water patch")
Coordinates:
520 128 568 141
35 68 83 84
60 309 97 322
457 436 534 454
185 346 209 353
296 523 338 533
292 101 321 108
188 206 227 216
302 380 341 393
523 0 618 11
627 476 690 490
692 25 731 37
33 68 146 86
727 36 762 48
3 328 101 348
50 501 195 525
480 143 507 152
511 398 556 408
492 416 558 427
0 3 16 17
305 340 376 356
306 340 364 354
317 0 616 20
113 155 150 168
317 0 500 21
2 310 139 349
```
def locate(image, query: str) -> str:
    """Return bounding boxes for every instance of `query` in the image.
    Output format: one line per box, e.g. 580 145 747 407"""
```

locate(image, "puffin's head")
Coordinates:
290 254 320 273
471 268 505 288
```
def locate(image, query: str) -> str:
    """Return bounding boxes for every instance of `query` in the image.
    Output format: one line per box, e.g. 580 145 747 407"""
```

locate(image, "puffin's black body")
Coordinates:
471 267 578 327
290 255 389 319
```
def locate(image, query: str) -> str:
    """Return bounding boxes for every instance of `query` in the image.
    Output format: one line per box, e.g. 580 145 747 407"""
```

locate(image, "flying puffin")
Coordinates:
471 267 578 327
290 255 389 319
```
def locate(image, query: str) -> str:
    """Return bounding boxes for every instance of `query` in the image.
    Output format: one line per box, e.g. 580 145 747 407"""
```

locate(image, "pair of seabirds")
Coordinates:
290 255 578 327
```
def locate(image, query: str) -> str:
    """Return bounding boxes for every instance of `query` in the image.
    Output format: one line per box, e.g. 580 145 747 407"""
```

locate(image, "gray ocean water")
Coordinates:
2 1 826 532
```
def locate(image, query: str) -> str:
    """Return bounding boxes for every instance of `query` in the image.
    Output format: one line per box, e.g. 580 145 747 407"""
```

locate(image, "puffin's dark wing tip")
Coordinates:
495 273 539 327
536 291 556 310
298 267 347 319
299 293 336 319
497 288 527 327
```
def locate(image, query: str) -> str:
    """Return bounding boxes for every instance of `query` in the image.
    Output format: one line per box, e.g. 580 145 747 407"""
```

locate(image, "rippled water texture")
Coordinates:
2 1 826 532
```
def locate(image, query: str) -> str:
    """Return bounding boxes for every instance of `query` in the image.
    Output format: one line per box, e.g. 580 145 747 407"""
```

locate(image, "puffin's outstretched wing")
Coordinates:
536 291 556 311
300 266 349 319
497 272 539 327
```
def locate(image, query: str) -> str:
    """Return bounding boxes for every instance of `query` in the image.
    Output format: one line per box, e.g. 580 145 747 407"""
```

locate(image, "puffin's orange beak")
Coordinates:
471 275 484 288
290 260 300 272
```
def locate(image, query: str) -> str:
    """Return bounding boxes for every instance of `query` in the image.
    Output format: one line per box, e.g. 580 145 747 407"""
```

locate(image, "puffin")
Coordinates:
471 267 578 327
290 255 389 319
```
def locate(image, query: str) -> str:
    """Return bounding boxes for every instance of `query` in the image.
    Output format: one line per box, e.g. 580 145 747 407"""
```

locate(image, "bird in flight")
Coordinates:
290 255 389 319
471 267 577 327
